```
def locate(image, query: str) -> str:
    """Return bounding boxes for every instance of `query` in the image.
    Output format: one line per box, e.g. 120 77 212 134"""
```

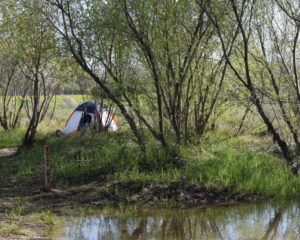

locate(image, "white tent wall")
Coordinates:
63 110 118 136
63 111 84 135
100 111 118 131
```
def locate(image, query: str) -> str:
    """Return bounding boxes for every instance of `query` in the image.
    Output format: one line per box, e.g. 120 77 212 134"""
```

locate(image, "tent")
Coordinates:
56 101 118 136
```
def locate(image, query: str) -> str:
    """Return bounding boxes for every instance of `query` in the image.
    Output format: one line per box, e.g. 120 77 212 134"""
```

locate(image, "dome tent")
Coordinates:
56 101 118 136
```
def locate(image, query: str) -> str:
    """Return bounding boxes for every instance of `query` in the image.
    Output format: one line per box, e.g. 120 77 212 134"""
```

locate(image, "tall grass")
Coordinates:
1 128 299 197
0 130 170 186
182 141 300 196
0 128 25 148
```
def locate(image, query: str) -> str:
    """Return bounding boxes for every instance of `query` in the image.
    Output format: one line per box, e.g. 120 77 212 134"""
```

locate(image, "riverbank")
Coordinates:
0 178 264 211
0 177 264 240
2 131 300 195
1 131 300 239
0 177 291 240
1 189 297 240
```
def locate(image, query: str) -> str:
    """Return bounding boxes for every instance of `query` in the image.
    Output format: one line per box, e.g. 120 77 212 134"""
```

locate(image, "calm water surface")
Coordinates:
50 200 300 240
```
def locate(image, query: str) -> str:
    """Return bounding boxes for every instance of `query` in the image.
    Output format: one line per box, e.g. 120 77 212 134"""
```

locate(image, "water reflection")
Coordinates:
51 200 300 240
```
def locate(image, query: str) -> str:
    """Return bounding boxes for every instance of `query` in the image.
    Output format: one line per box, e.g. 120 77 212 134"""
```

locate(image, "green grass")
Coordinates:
1 128 299 198
0 130 171 186
0 128 25 148
0 222 25 236
28 210 57 225
183 140 300 196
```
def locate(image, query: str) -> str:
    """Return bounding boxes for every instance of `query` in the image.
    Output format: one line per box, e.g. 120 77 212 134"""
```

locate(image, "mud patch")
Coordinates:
25 180 263 209
85 181 263 206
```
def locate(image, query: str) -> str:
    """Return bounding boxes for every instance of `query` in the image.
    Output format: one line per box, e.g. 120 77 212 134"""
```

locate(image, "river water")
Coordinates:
50 200 300 240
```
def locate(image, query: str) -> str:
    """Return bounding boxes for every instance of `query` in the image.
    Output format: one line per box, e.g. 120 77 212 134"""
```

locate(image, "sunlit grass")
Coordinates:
0 128 25 148
1 127 299 197
183 140 300 196
28 210 57 225
0 95 89 148
0 222 25 236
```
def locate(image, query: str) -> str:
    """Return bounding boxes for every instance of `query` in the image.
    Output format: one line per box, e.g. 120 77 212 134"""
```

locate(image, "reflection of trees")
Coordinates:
262 209 284 240
58 201 300 240
209 221 224 240
100 217 116 240
131 219 147 240
161 217 168 239
151 212 224 240
170 216 185 239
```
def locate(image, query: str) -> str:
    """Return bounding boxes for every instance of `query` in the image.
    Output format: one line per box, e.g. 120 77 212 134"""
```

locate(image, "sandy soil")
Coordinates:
0 148 18 158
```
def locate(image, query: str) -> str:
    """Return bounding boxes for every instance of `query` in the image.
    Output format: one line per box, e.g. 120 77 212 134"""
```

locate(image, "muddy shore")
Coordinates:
0 178 264 239
1 179 263 211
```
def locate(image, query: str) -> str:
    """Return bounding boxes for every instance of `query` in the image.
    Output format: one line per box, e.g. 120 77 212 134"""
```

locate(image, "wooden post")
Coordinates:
44 145 51 192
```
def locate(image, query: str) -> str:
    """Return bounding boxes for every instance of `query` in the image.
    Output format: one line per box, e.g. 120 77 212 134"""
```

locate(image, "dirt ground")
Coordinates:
0 148 47 240
0 148 18 158
0 216 47 240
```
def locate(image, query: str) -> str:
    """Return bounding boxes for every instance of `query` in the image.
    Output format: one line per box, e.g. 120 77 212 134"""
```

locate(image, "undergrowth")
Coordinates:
0 128 25 148
0 129 299 198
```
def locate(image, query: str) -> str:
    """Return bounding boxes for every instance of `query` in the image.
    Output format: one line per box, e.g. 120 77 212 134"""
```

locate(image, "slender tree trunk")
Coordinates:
23 77 39 145
250 91 297 174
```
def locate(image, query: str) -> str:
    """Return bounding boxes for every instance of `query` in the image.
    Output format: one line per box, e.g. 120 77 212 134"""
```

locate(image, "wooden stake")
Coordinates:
44 145 51 192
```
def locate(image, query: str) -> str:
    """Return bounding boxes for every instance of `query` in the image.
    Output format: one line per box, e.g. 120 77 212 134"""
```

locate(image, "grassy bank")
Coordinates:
1 129 299 198
1 94 299 207
1 99 300 239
